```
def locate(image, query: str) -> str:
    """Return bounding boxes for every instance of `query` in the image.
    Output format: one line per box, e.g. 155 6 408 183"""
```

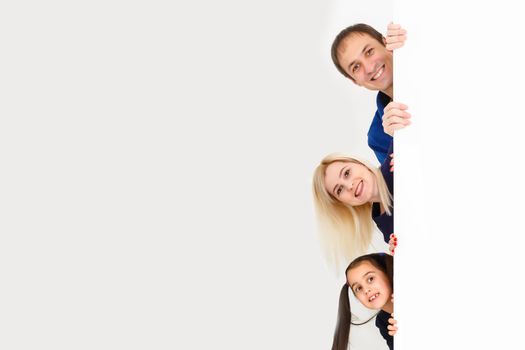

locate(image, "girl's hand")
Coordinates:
389 153 394 173
385 23 407 51
387 315 398 336
388 233 397 255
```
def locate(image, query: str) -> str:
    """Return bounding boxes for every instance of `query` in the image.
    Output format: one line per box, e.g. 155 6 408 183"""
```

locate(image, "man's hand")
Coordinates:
385 23 407 51
382 102 411 136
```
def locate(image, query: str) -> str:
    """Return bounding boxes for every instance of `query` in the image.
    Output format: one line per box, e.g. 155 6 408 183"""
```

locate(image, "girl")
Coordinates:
333 253 397 350
312 140 395 265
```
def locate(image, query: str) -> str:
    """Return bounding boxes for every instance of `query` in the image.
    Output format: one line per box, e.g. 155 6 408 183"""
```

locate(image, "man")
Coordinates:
331 23 409 164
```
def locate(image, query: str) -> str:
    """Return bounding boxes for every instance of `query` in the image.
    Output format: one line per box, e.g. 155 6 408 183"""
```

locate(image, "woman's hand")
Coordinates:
388 233 397 255
385 23 407 51
387 315 398 336
383 101 411 136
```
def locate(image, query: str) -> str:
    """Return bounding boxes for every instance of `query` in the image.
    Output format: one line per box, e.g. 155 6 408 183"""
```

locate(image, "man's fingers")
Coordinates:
384 107 409 116
384 101 408 109
385 33 407 42
383 116 411 127
386 29 407 37
385 122 411 133
384 108 411 119
387 23 402 30
383 102 409 112
384 123 409 136
384 121 411 130
386 43 403 51
385 36 407 45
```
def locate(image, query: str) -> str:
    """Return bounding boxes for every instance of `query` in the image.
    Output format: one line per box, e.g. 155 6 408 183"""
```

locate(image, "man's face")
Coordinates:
336 33 393 93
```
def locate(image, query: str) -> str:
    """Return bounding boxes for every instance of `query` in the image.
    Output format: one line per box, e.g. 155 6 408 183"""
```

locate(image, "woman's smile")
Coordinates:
324 161 378 206
355 180 364 197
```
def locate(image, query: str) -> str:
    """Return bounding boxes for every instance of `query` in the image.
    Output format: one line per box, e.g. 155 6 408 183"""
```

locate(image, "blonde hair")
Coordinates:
312 154 392 268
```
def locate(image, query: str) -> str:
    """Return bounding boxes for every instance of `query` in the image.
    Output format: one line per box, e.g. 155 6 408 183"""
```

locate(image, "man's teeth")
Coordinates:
372 66 384 80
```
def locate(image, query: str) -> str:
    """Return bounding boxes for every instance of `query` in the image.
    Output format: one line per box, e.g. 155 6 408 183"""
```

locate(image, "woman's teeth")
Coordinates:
355 180 363 197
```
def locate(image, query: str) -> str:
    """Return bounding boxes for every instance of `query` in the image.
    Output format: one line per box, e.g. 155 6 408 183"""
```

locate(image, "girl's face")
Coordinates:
346 261 391 310
324 161 378 206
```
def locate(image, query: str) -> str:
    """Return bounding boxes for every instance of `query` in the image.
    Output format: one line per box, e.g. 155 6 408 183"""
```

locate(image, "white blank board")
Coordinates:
394 1 525 349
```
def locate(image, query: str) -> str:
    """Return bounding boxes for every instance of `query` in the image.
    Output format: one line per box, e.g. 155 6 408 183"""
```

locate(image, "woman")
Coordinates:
333 253 397 350
312 141 394 265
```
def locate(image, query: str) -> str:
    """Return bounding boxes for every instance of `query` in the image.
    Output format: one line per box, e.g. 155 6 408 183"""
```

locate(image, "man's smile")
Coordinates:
371 64 385 81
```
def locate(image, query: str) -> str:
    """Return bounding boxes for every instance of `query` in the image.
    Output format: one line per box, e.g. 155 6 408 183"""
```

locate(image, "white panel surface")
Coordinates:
394 1 525 349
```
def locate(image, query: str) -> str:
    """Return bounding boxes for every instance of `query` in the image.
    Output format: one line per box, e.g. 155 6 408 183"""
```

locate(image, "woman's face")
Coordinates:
323 161 378 206
346 261 391 310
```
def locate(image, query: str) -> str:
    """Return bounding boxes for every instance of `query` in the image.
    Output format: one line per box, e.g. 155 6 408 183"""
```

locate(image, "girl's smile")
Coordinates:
346 261 393 312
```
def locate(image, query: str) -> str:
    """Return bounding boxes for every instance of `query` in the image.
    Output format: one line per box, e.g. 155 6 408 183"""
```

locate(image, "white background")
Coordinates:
1 0 523 349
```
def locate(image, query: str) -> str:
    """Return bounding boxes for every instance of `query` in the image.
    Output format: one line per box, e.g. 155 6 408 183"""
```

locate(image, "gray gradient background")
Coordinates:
0 0 393 349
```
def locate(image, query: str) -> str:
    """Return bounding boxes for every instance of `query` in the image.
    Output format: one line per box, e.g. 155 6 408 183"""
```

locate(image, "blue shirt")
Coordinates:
367 91 393 164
